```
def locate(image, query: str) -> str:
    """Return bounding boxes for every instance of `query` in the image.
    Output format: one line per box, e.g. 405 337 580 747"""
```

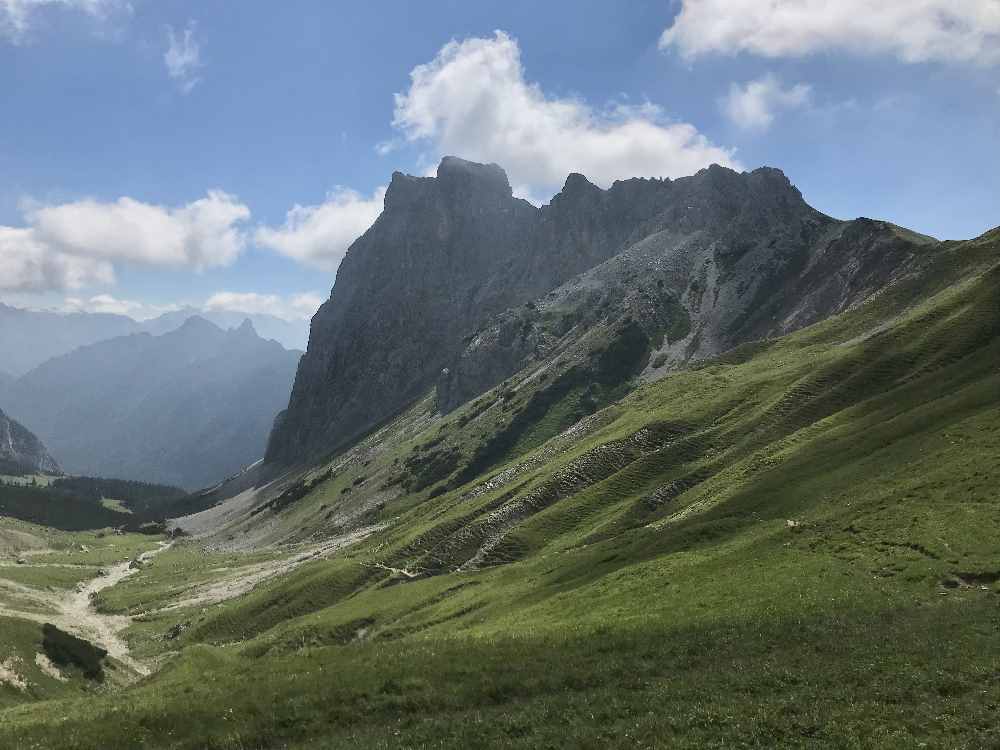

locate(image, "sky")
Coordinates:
2 0 998 321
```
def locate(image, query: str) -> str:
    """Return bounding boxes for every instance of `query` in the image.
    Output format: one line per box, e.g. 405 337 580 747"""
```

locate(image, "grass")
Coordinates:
100 498 133 514
93 543 284 616
0 565 99 591
26 531 161 567
0 616 136 711
0 234 997 748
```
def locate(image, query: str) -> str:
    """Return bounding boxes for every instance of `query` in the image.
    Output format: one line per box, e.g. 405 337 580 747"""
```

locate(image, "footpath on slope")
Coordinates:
0 541 171 677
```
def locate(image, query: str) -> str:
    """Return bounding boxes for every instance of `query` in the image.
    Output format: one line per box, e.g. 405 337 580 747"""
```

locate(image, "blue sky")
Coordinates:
2 0 998 320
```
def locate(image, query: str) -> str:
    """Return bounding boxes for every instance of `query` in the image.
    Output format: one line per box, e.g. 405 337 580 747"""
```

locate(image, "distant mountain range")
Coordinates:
0 304 140 377
0 317 301 489
140 307 310 351
0 303 309 375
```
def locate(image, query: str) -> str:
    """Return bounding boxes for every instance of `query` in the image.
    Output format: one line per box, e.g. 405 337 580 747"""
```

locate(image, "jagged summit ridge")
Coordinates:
265 156 915 466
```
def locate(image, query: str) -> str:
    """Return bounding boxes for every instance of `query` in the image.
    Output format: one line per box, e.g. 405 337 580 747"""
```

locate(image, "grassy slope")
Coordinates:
1 234 998 748
0 523 164 709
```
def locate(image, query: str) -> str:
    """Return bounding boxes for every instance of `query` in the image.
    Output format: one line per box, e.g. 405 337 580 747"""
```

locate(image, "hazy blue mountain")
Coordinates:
141 308 310 351
0 303 140 376
0 303 309 377
1 317 301 489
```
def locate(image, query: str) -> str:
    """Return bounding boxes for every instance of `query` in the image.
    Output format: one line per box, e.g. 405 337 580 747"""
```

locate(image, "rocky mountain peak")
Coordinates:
553 172 603 204
384 157 516 215
234 318 258 337
176 315 220 334
436 155 512 198
265 157 905 467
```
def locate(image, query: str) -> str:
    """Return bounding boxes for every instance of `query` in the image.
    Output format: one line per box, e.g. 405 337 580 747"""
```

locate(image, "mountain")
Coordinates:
0 303 140 376
0 304 310 378
140 308 310 351
0 408 60 475
4 222 995 747
265 157 539 464
1 317 301 489
1 159 998 748
266 157 937 465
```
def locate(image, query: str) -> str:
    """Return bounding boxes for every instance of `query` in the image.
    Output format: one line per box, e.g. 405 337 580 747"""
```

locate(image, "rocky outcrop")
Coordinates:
0 408 60 475
266 157 694 465
266 157 540 464
266 157 938 466
438 168 937 409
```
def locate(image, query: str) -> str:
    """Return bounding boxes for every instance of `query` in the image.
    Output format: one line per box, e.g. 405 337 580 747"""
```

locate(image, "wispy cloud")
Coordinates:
164 20 202 94
203 291 325 321
1 0 130 43
721 74 812 132
62 293 180 320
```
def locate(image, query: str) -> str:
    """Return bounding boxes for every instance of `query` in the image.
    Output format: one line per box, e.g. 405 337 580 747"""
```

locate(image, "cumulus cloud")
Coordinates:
1 0 129 42
0 226 114 291
27 191 250 269
0 191 250 293
164 20 201 93
722 74 812 131
390 31 738 196
204 291 325 321
661 0 1000 65
254 187 386 272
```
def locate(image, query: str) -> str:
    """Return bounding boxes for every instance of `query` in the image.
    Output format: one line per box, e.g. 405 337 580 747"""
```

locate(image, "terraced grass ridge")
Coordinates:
0 228 998 748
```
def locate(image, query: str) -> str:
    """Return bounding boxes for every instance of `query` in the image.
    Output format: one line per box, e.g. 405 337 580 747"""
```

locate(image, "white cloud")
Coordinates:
1 0 129 42
0 226 113 291
164 20 201 93
661 0 1000 66
0 191 250 293
62 294 180 319
254 187 386 272
390 30 739 196
204 291 325 321
56 291 323 322
722 74 812 131
27 191 250 269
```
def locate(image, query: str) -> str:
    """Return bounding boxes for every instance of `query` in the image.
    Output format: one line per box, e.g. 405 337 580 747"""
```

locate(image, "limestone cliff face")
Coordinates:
266 157 936 466
438 166 936 410
265 157 538 464
0 409 60 475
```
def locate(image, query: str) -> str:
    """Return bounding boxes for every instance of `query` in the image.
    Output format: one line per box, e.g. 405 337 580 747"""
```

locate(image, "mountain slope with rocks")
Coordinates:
0 409 60 476
267 158 938 467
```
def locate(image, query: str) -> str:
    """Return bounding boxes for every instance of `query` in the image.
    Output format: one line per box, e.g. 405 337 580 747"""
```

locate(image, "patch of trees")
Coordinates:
50 476 185 515
42 624 107 681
